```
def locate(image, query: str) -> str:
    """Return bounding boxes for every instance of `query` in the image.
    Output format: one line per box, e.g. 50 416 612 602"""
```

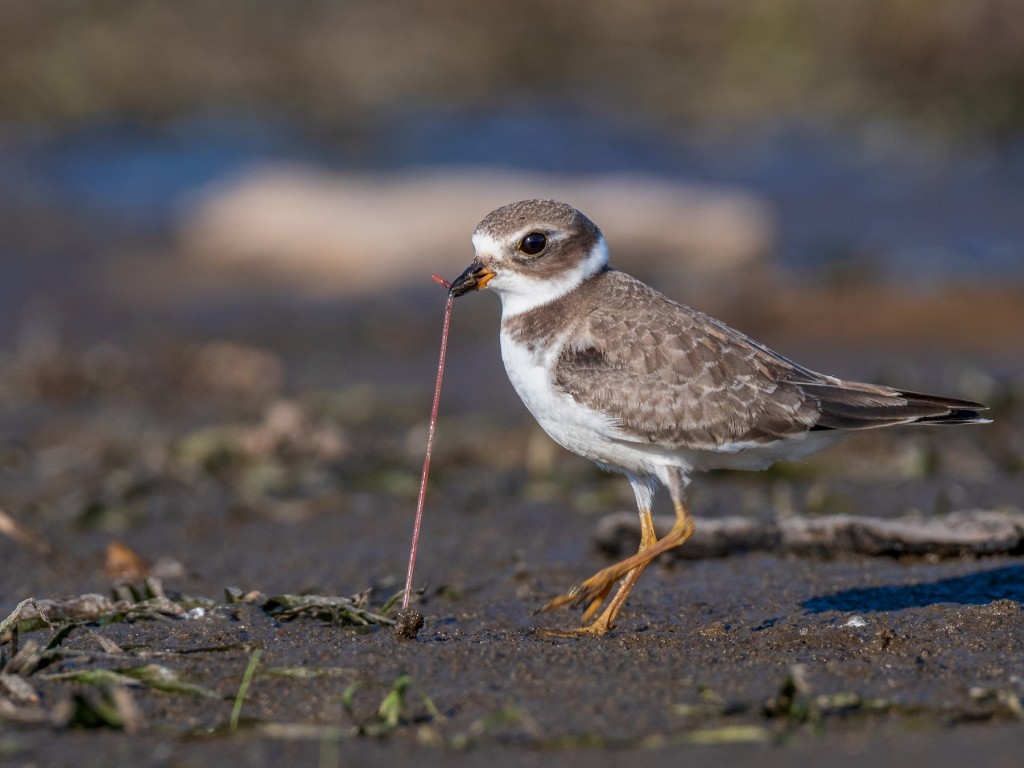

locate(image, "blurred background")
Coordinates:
1 0 1022 599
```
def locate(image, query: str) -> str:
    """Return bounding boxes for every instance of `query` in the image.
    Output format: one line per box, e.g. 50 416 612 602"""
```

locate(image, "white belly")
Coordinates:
498 330 844 479
499 330 673 475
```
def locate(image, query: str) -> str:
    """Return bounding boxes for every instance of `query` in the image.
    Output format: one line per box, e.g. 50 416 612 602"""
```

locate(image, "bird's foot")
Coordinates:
534 511 695 630
535 561 628 623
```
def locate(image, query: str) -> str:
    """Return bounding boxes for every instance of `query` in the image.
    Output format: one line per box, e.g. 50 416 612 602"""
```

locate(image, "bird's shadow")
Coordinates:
803 563 1024 614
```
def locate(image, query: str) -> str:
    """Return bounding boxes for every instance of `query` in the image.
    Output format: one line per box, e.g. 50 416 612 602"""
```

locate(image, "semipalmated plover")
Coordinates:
449 199 989 635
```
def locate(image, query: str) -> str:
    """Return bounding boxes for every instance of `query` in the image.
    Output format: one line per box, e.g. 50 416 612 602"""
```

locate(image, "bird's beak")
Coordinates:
448 261 495 297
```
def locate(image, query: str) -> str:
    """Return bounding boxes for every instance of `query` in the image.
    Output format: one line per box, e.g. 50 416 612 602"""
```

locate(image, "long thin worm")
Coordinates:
401 275 454 610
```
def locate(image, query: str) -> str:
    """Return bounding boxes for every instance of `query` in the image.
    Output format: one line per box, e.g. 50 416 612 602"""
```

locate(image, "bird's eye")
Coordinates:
517 232 547 256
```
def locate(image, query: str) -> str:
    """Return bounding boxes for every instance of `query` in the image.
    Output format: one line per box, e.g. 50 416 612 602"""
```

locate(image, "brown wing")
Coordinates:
552 274 821 450
551 272 987 449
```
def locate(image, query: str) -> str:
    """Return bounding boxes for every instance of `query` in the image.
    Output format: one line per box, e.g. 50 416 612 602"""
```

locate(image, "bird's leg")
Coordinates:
537 470 695 635
536 504 658 636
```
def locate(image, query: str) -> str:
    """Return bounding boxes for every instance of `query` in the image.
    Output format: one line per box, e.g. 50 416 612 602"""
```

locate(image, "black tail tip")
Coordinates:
917 407 991 425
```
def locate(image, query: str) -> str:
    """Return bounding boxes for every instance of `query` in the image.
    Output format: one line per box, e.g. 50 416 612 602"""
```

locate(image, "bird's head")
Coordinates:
449 200 609 316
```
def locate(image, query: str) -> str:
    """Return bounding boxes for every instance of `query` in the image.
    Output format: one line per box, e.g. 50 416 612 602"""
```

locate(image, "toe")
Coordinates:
535 620 612 638
537 568 622 617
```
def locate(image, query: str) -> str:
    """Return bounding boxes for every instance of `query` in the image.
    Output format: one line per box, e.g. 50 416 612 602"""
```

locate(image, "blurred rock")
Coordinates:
240 400 348 462
175 398 348 473
179 166 775 294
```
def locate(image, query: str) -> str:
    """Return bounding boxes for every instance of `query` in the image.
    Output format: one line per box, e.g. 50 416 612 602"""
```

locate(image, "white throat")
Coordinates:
481 236 610 317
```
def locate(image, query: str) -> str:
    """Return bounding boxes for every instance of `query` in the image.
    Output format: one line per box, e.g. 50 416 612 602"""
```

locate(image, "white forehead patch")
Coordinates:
472 231 504 261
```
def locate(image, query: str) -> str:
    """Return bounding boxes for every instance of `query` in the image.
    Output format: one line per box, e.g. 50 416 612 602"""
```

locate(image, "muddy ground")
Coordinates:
2 280 1024 767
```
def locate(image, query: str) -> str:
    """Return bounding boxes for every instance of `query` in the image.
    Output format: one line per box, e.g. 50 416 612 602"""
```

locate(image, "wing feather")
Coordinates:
549 272 987 449
551 275 820 450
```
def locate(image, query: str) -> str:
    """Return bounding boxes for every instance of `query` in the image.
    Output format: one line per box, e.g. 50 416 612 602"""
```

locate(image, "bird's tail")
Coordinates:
802 382 990 431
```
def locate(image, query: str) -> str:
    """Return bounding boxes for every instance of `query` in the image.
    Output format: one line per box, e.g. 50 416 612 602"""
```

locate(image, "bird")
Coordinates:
447 199 989 636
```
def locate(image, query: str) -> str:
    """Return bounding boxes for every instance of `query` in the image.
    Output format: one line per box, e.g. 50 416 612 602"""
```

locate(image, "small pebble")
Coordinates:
844 615 868 628
394 608 425 640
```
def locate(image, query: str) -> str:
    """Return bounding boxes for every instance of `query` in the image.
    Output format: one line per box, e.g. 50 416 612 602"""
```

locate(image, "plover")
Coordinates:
448 199 989 635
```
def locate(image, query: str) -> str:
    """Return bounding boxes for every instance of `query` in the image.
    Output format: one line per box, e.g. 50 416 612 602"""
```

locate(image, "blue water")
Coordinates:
0 117 322 231
1 108 1023 280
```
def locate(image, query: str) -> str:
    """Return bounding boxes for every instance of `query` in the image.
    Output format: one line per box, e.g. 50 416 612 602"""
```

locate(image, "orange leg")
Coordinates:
538 470 695 635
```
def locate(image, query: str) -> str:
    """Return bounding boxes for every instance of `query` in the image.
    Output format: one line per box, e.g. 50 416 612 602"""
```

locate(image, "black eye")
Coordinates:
518 232 547 256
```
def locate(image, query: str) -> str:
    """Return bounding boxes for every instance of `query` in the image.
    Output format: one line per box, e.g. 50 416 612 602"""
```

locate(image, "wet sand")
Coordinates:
2 286 1023 766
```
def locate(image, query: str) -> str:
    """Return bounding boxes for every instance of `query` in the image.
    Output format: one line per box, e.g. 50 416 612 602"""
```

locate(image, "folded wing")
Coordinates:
552 273 987 451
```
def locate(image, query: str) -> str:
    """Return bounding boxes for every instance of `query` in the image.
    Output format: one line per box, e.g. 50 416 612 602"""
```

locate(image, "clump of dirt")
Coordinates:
393 608 425 640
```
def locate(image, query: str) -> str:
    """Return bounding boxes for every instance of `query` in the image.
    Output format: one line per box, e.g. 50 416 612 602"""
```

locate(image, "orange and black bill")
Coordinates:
449 262 495 297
